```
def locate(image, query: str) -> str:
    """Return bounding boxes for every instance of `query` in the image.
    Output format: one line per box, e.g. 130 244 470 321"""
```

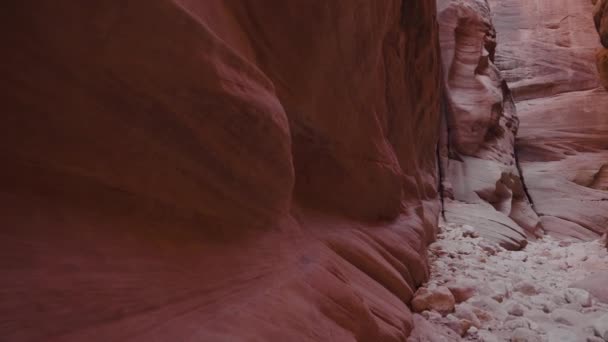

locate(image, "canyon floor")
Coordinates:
408 222 608 342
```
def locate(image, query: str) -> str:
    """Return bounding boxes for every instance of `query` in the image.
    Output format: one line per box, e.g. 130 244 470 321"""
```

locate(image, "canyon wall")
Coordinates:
0 1 443 341
488 0 608 239
437 0 540 250
595 0 608 89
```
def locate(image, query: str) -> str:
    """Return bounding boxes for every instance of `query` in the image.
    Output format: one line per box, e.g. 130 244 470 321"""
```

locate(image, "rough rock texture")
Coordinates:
1 1 443 341
419 222 608 342
411 286 456 314
488 0 608 240
437 0 540 250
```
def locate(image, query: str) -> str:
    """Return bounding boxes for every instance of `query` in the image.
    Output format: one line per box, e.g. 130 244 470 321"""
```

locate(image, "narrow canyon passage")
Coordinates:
1 0 607 341
419 0 608 340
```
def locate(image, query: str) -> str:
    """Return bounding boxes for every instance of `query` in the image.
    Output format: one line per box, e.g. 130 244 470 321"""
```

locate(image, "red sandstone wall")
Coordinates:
0 1 443 341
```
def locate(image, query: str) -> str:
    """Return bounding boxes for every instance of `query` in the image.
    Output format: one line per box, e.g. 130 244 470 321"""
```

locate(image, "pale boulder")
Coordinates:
412 286 456 315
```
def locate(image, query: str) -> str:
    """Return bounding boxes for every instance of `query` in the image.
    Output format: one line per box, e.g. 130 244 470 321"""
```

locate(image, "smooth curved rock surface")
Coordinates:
598 48 608 89
489 0 602 100
595 0 608 89
571 273 608 304
515 91 608 239
488 0 608 240
594 0 608 48
438 0 539 249
1 1 443 341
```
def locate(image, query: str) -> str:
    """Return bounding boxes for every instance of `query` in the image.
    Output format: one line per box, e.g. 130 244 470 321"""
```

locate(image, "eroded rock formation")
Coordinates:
594 0 608 88
2 0 607 339
1 1 443 340
437 0 541 250
488 0 608 240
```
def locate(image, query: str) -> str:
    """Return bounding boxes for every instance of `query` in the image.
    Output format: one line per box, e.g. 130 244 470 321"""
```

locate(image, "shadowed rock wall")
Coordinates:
0 1 443 341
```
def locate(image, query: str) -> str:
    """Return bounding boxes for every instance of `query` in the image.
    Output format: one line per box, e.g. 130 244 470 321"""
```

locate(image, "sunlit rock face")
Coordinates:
488 0 608 240
0 1 443 341
437 0 540 250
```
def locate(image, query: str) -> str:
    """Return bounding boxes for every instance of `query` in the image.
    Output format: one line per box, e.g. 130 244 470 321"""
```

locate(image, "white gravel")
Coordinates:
408 221 608 342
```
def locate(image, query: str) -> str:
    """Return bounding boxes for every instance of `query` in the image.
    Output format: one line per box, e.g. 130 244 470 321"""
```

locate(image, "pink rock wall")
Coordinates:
437 0 540 250
488 0 608 239
0 1 443 341
594 0 608 89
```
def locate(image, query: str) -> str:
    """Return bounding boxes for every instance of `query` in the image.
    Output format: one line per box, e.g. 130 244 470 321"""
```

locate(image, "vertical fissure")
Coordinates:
514 142 537 211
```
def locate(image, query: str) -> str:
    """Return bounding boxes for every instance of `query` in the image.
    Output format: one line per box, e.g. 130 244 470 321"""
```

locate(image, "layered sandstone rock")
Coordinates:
598 48 608 89
487 0 608 240
0 1 442 341
595 0 608 44
437 0 540 249
594 0 608 88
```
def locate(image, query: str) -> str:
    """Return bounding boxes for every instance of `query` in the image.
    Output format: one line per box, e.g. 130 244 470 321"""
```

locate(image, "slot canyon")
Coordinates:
1 0 607 341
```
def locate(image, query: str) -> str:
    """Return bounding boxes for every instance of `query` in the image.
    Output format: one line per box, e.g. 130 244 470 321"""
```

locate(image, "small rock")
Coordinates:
550 308 584 326
503 317 532 330
551 250 565 260
478 330 500 342
472 307 493 322
530 294 558 313
421 310 442 321
511 328 542 342
562 302 583 311
454 303 481 328
442 314 471 337
483 281 512 302
514 281 539 296
587 336 605 342
547 327 584 342
592 314 608 340
565 288 593 308
511 251 528 262
471 296 508 321
463 225 479 238
506 302 526 317
479 241 499 256
559 241 572 247
412 286 456 315
447 280 477 303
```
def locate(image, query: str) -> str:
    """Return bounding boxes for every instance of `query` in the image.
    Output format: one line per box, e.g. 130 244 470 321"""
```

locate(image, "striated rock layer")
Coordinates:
488 0 608 239
437 0 540 250
0 1 443 341
594 0 608 88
